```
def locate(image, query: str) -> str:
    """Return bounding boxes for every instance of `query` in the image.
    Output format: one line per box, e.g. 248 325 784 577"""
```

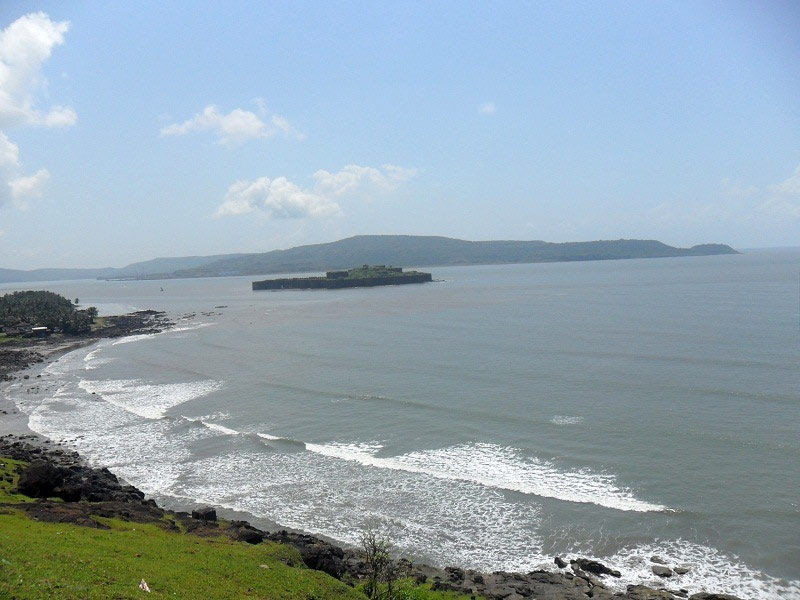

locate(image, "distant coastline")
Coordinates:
0 235 738 284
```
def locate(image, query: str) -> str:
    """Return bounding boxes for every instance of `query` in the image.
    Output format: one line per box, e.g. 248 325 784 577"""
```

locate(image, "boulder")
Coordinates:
689 594 744 600
232 527 264 544
652 565 673 578
191 506 217 522
573 558 621 578
626 584 677 599
17 460 64 497
651 556 667 564
554 556 568 568
673 566 690 575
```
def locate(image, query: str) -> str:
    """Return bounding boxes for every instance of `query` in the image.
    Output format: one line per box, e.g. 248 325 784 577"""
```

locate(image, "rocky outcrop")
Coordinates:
571 557 621 578
191 506 217 522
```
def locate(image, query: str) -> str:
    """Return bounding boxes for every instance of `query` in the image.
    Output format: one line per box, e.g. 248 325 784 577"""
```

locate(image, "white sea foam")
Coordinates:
304 441 665 512
83 348 115 370
200 421 238 435
79 378 222 419
111 322 214 346
607 540 800 600
551 415 584 425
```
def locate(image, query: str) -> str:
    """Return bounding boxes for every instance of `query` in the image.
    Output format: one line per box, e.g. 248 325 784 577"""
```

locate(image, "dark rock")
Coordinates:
265 531 345 579
626 584 677 599
17 460 64 497
191 506 217 522
673 566 690 575
446 566 465 581
573 558 621 578
652 565 673 578
232 527 264 544
554 556 568 568
651 555 667 564
689 594 744 600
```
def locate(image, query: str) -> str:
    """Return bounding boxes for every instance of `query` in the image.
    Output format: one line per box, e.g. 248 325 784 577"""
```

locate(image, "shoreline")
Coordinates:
1 324 745 600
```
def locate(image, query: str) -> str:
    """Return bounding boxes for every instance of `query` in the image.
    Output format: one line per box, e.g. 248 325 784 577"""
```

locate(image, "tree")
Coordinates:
359 527 398 600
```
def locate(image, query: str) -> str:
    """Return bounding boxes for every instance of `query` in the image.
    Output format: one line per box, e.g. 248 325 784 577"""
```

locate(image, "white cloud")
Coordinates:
216 164 416 221
8 167 49 209
479 102 496 115
0 130 19 167
756 163 800 218
312 164 417 197
771 164 800 197
161 103 301 146
0 13 74 211
0 12 75 128
760 197 800 218
216 176 339 219
43 105 77 127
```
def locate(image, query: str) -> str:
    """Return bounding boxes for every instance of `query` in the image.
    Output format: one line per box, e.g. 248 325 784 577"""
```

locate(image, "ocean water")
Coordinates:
4 249 800 599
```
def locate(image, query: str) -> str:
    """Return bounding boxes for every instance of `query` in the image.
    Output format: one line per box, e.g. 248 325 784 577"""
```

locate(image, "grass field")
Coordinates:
0 456 478 600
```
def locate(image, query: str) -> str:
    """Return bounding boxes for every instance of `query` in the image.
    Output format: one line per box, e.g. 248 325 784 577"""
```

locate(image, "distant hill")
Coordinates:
0 236 738 284
0 254 245 284
151 236 739 279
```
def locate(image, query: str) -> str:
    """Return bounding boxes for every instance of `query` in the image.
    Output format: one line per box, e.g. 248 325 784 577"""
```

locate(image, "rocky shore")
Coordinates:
0 433 741 600
0 309 172 382
0 321 743 600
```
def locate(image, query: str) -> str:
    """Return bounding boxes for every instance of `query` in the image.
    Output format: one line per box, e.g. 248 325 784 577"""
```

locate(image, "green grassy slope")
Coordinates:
0 457 477 600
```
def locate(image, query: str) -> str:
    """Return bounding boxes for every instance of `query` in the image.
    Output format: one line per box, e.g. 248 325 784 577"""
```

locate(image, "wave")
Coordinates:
302 441 665 513
111 321 214 346
608 540 800 600
79 378 222 420
161 416 664 513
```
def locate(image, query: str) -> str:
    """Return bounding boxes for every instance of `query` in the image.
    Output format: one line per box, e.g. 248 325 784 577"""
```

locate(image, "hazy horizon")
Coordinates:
1 3 798 270
2 233 788 274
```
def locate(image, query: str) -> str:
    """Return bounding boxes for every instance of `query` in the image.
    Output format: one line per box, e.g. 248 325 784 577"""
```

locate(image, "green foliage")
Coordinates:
0 512 365 599
0 457 32 503
0 290 97 335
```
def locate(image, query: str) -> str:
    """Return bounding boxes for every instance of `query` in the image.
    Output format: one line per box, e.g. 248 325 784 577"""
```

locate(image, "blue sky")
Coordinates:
0 1 798 269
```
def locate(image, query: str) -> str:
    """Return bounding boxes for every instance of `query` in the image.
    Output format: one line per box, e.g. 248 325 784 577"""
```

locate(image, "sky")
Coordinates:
0 1 798 269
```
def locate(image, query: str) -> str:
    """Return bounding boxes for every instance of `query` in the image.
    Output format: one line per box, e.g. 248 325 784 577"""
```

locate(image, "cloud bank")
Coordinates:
0 12 74 209
161 103 302 146
216 164 417 220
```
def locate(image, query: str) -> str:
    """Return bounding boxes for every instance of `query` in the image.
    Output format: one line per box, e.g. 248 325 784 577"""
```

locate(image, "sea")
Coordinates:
3 249 799 599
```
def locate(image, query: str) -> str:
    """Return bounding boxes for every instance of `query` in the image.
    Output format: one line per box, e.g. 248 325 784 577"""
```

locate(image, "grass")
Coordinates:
0 512 363 599
89 316 109 332
0 333 24 344
0 457 32 504
0 455 481 600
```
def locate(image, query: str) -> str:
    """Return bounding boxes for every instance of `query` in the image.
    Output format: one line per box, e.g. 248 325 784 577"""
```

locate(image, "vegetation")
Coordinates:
0 290 98 335
0 456 478 600
359 528 396 600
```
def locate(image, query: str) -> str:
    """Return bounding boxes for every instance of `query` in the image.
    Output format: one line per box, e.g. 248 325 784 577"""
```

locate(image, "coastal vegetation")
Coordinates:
0 291 97 335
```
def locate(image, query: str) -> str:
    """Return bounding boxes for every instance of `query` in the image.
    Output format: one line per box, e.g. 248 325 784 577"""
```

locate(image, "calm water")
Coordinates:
5 250 800 599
